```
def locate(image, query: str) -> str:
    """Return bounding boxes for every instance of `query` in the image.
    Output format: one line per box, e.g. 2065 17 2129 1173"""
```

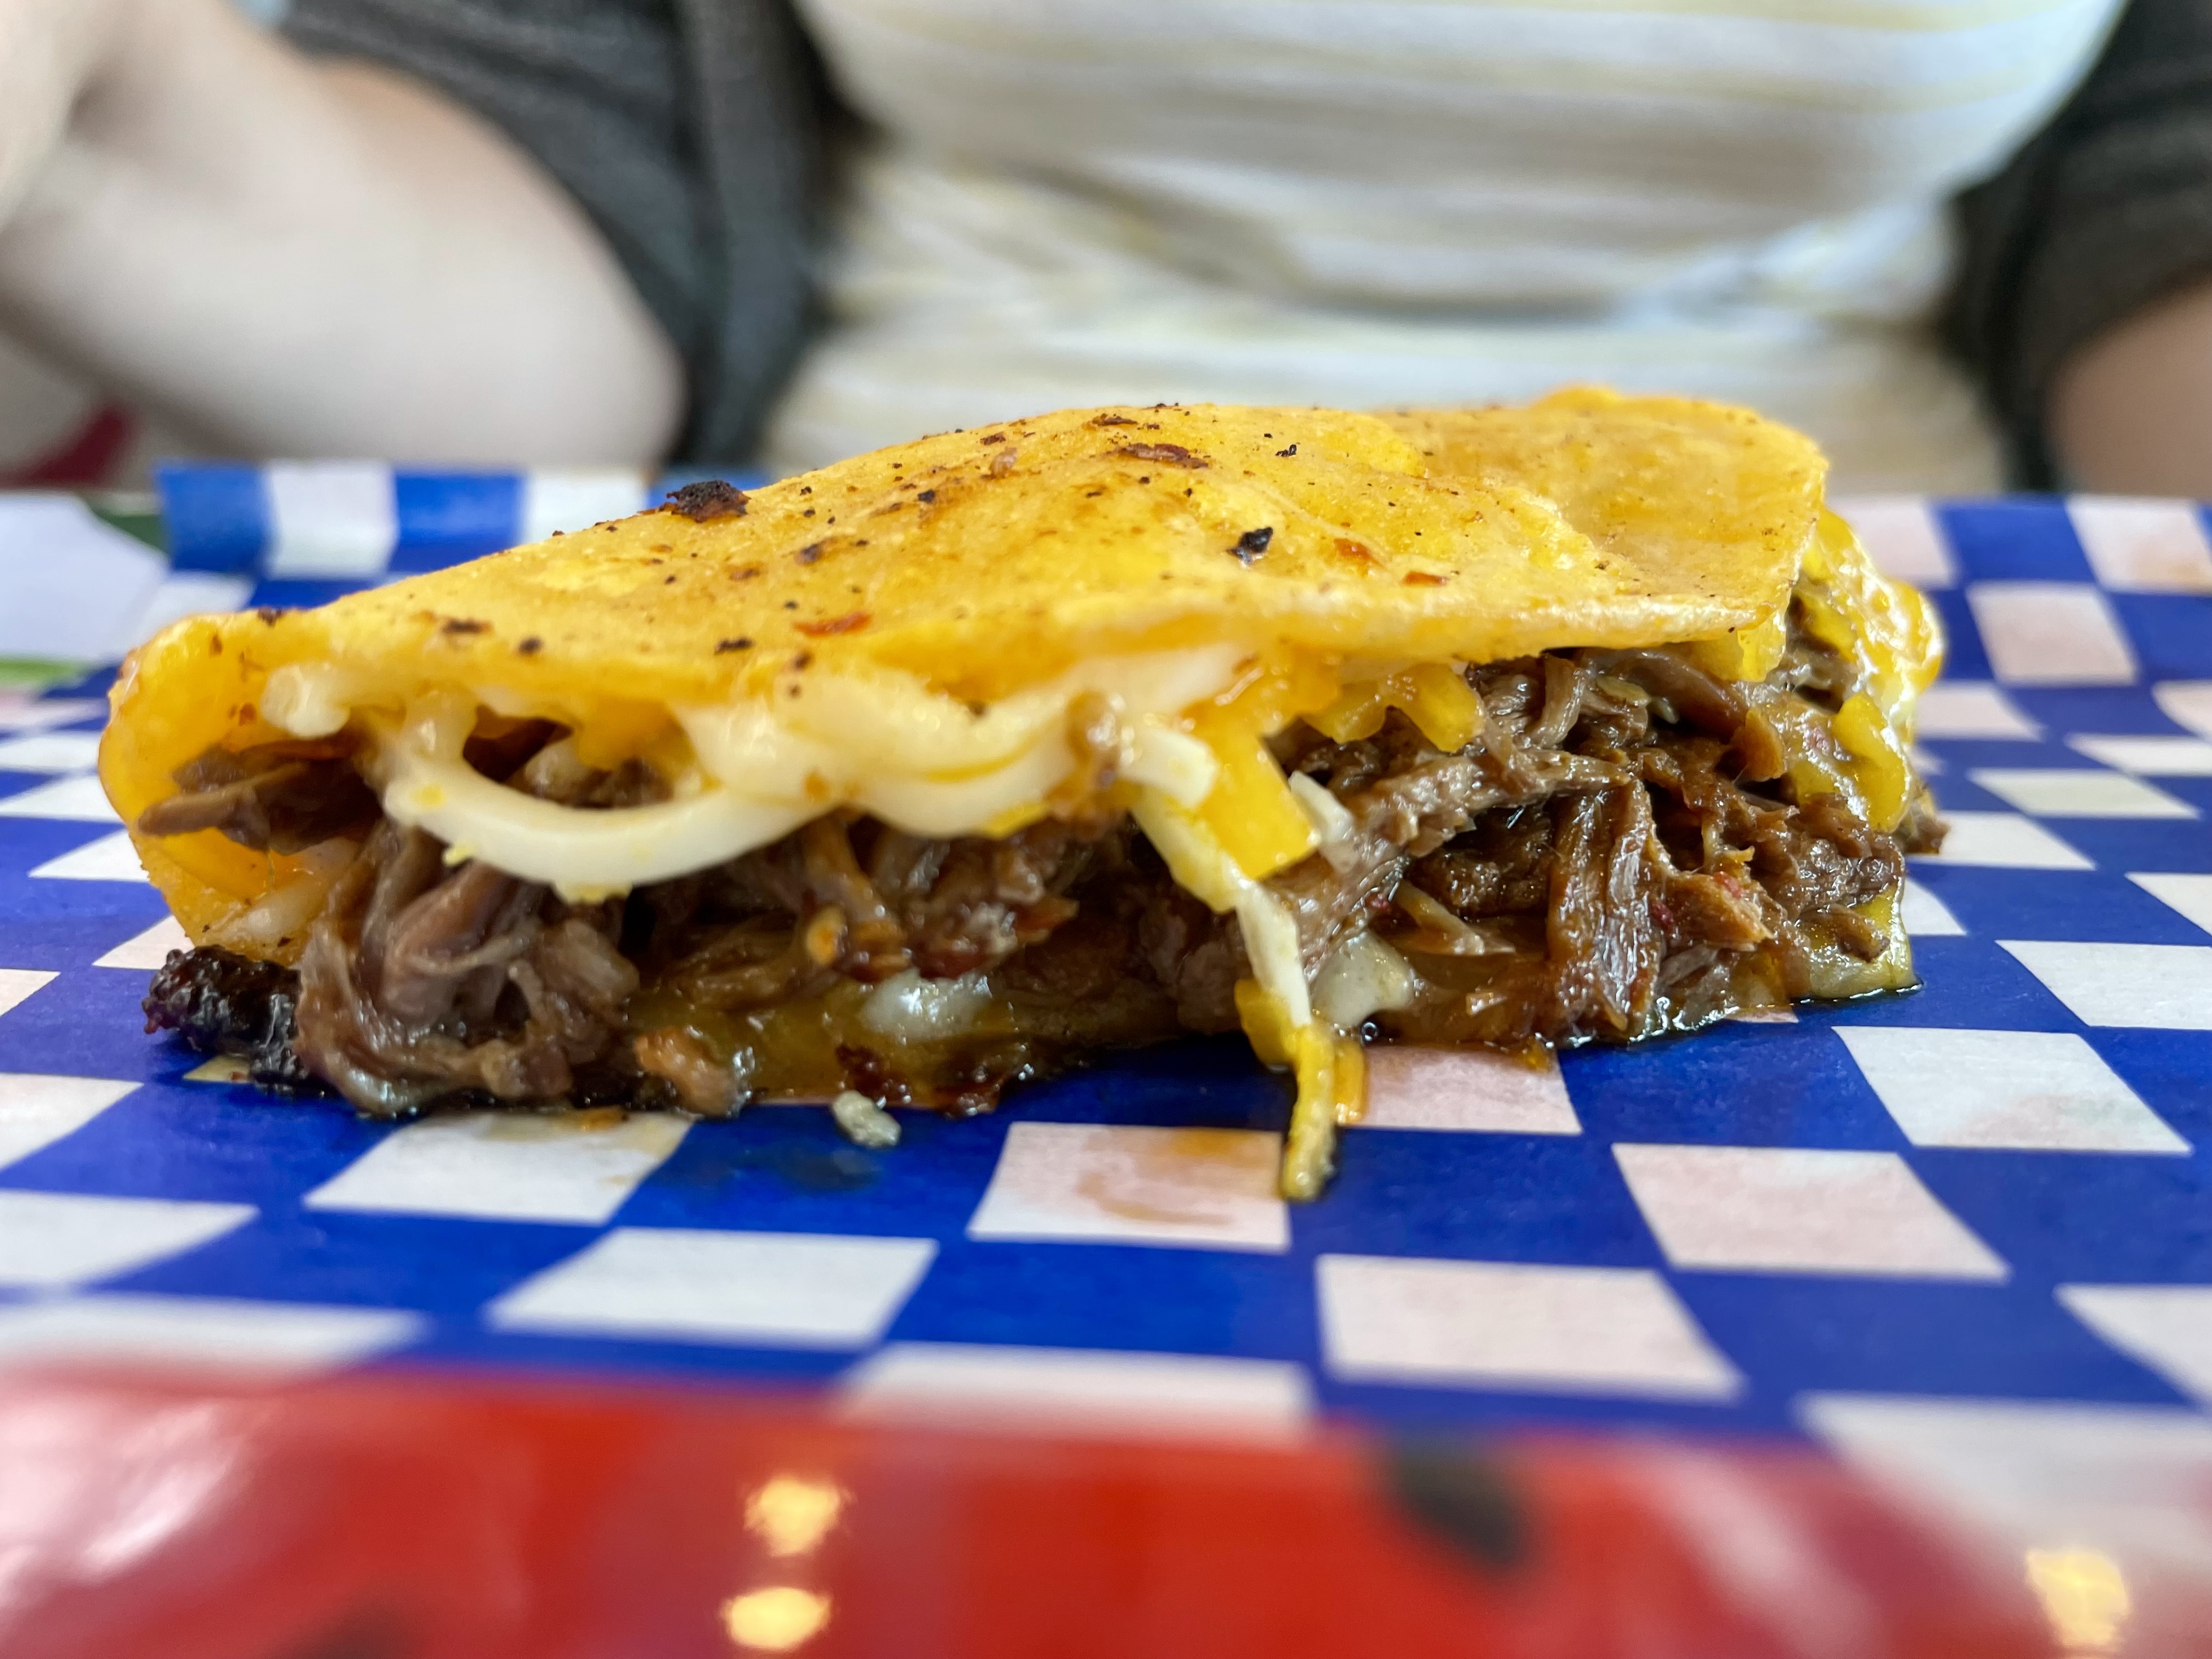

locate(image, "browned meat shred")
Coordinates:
1895 787 1949 856
285 821 641 1116
1277 651 1912 1045
138 618 1936 1117
634 815 1122 1020
134 742 377 853
144 946 312 1089
634 1026 743 1116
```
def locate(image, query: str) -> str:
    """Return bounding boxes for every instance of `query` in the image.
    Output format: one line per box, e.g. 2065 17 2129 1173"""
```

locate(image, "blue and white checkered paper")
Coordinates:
2 477 2210 1464
152 460 748 612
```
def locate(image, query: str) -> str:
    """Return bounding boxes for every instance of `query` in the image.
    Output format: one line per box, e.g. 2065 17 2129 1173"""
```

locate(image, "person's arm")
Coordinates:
1948 0 2212 494
0 0 682 464
2049 279 2212 496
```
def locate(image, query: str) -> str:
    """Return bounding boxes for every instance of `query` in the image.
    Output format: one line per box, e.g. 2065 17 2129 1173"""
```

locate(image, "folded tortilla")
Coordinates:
102 390 1942 1196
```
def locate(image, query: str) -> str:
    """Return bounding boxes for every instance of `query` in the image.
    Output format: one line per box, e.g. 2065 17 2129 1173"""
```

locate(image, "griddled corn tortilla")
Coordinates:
103 390 1942 1197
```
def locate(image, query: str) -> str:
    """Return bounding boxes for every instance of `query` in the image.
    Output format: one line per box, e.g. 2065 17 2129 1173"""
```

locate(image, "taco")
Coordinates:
102 390 1942 1197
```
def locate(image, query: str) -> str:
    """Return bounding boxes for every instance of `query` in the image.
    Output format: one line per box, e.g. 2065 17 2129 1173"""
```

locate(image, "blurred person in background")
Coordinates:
0 0 2205 498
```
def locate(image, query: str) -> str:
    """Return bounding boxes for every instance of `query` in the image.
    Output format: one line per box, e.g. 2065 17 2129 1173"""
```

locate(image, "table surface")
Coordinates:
1 476 2209 1472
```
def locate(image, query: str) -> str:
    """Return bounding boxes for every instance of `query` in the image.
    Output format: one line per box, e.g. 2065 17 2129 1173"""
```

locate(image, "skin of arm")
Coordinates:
2049 278 2212 496
0 0 684 464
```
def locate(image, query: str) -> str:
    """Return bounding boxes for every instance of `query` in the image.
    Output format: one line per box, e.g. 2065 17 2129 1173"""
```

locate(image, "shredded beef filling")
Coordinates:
134 741 378 854
140 618 1938 1118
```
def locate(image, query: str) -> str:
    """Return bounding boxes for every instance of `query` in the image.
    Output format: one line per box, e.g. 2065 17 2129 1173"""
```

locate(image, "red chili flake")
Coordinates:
1275 443 1298 458
1115 443 1206 469
715 637 753 653
1401 571 1446 586
1231 527 1273 565
1333 537 1378 568
795 611 871 637
796 543 824 564
517 636 543 654
664 479 749 522
980 433 1006 445
1088 414 1137 427
440 617 490 635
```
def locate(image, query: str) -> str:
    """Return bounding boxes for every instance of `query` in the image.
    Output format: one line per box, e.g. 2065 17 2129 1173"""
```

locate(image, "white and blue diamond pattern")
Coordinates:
0 482 2207 1440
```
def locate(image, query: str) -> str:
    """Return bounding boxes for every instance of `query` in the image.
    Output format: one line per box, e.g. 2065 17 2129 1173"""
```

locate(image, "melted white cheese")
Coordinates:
861 969 992 1041
831 1090 902 1148
268 645 1248 900
1286 772 1359 871
380 747 817 900
1314 931 1418 1028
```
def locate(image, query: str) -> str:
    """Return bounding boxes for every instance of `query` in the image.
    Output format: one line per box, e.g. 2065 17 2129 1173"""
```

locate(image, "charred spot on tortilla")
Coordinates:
665 479 750 522
1232 527 1274 565
100 392 1941 1200
794 612 870 638
1115 443 1206 469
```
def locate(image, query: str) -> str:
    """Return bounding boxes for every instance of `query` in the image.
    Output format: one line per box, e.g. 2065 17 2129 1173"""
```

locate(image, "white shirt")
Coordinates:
766 0 2124 492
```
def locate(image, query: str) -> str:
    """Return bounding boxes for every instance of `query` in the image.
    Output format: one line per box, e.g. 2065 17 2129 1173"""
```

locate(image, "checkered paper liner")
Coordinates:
2 477 2210 1480
152 459 723 596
